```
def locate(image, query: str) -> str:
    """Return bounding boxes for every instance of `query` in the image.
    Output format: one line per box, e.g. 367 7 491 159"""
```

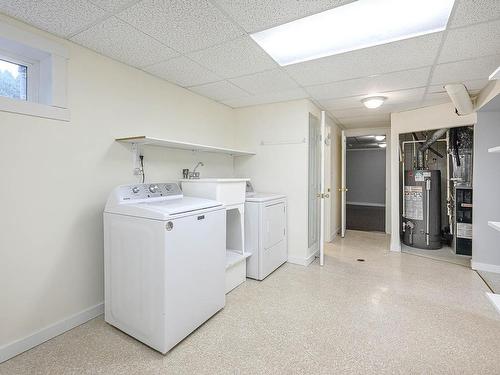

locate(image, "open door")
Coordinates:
319 111 327 266
308 111 328 266
340 130 347 238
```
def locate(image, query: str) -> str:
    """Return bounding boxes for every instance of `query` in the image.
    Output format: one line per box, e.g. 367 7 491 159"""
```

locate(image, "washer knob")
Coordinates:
132 186 140 194
149 184 159 193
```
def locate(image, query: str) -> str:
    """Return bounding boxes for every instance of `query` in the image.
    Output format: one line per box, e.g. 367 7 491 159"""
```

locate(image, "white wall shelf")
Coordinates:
116 136 255 156
488 221 500 232
488 146 500 153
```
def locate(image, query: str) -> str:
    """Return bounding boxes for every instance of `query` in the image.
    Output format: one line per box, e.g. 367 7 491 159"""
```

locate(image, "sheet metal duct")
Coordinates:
419 128 448 154
445 84 474 115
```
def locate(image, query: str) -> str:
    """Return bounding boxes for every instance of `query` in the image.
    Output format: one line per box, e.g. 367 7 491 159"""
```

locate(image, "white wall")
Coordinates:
346 149 386 205
389 103 477 251
0 16 237 352
472 95 500 273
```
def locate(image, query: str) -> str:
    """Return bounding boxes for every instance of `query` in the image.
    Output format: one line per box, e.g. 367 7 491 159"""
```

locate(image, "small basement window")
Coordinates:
0 58 27 100
0 20 69 121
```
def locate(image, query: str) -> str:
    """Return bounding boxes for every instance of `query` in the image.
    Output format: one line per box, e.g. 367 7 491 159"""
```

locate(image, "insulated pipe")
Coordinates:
445 84 474 116
425 178 431 246
419 128 448 154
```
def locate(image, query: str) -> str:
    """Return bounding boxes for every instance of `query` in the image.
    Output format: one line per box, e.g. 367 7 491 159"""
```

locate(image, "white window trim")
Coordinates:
0 19 70 121
0 49 39 102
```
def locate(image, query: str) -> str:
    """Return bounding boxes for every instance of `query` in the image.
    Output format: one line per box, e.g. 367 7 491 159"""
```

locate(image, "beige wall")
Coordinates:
233 100 342 263
233 100 310 264
389 102 477 251
0 18 237 348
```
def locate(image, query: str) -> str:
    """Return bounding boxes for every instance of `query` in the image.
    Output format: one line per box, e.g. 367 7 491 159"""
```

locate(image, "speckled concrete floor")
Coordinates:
1 230 499 375
401 244 471 268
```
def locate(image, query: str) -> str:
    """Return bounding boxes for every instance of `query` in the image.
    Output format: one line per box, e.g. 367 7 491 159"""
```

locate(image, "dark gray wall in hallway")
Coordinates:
346 149 386 205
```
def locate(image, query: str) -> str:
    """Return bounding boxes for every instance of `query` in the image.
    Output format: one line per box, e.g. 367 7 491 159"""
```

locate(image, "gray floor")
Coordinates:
1 231 499 374
346 204 385 232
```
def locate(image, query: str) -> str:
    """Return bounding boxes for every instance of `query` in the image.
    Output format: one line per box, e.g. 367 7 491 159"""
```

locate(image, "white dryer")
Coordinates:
245 182 287 280
104 182 226 354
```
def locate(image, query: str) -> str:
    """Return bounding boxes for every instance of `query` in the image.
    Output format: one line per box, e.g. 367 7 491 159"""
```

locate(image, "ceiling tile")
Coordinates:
143 56 221 87
229 69 299 94
338 113 390 124
88 0 139 12
339 119 390 129
318 88 426 111
306 67 431 100
188 37 278 78
449 0 500 28
188 80 249 102
431 55 500 85
71 17 178 68
212 0 354 33
222 88 308 108
285 33 443 86
117 0 243 53
0 0 108 37
439 19 500 63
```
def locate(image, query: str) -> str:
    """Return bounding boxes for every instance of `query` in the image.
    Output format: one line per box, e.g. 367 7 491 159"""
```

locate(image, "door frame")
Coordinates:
342 127 391 234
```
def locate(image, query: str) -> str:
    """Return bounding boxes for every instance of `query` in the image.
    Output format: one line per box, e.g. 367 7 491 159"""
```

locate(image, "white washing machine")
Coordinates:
245 182 287 280
104 182 226 354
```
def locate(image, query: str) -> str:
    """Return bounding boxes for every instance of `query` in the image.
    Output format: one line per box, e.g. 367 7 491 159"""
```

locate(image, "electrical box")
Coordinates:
454 187 472 256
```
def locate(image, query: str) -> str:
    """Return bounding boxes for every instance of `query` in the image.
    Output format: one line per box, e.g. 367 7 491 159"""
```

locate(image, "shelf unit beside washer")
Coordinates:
180 178 250 293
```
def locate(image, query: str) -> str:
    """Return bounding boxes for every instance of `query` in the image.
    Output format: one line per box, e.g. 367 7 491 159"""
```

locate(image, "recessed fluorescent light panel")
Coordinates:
251 0 455 66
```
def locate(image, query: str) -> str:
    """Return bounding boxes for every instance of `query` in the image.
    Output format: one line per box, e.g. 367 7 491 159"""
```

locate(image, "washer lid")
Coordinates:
106 196 223 219
246 193 286 202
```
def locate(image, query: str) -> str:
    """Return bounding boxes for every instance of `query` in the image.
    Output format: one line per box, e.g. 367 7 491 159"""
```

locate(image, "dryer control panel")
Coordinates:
117 183 182 202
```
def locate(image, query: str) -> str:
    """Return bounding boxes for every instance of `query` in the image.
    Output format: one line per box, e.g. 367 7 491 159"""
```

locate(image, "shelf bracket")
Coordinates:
131 143 143 176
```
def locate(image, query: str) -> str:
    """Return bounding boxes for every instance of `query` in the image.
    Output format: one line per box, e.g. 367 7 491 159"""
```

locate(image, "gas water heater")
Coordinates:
402 170 442 249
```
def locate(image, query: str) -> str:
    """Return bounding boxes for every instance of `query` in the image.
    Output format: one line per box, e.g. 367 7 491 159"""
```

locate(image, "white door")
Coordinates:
308 113 321 258
341 131 347 238
319 111 327 266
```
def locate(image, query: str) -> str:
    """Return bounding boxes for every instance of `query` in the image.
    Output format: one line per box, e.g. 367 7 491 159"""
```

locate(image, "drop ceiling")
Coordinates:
1 0 499 128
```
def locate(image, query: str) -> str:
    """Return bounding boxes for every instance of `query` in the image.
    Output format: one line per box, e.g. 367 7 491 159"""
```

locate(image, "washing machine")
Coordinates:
104 182 226 354
245 182 287 280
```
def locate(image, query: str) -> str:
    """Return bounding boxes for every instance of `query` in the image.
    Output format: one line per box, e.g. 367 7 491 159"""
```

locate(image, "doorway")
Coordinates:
398 126 474 267
345 135 387 232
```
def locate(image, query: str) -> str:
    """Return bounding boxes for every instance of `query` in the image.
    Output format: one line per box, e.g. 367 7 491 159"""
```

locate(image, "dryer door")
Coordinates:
263 202 286 250
261 201 287 279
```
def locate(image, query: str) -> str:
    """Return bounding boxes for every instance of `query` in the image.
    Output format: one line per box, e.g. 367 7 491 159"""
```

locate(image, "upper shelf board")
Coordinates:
488 221 500 232
488 146 500 153
116 136 255 157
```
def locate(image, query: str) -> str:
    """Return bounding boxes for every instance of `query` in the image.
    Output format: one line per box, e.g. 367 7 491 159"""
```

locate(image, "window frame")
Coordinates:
0 19 69 122
0 49 39 102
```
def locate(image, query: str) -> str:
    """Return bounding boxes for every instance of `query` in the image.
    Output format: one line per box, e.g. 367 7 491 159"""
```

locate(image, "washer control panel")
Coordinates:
118 183 182 202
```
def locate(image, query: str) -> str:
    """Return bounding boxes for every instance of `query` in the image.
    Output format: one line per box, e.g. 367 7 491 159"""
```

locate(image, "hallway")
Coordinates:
1 231 499 374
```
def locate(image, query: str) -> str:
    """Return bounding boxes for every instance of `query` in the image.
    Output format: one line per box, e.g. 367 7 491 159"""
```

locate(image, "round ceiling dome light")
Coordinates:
362 96 387 109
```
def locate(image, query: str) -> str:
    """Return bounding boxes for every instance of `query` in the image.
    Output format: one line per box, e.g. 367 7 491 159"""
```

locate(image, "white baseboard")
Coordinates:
486 293 500 315
471 261 500 274
288 250 318 266
346 201 385 207
0 302 104 364
328 226 341 242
